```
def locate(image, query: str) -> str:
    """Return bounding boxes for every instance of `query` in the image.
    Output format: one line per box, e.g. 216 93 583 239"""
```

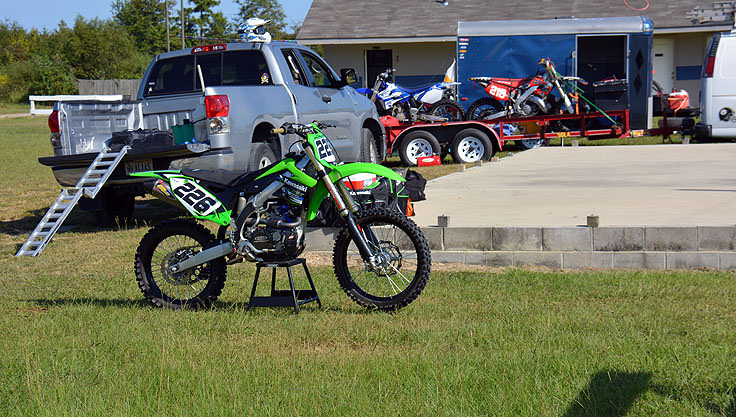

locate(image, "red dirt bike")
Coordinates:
467 58 586 121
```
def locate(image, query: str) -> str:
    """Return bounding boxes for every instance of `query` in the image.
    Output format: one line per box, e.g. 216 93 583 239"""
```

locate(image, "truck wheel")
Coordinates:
92 188 135 228
467 98 503 120
399 130 440 166
450 128 493 163
249 142 277 170
360 128 380 163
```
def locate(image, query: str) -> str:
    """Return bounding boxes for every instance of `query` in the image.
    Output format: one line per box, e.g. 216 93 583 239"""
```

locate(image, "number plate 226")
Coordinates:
170 177 222 217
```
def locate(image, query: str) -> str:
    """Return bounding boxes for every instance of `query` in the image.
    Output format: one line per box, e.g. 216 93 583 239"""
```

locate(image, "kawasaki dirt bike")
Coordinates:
131 122 431 311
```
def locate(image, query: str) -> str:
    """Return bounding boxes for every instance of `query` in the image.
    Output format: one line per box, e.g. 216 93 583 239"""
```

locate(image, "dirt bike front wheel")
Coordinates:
135 219 227 309
333 208 431 311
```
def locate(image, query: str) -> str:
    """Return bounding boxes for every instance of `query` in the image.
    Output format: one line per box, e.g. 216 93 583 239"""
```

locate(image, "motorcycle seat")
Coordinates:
180 166 270 188
395 83 439 94
486 77 528 88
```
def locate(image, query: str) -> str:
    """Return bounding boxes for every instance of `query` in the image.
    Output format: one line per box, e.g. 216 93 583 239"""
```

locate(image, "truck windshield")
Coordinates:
144 50 272 96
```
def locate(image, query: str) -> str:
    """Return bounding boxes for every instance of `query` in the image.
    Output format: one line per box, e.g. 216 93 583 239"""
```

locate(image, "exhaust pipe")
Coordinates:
143 179 185 210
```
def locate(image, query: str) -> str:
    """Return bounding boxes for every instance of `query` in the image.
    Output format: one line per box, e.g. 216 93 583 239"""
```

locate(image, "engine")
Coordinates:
241 200 305 261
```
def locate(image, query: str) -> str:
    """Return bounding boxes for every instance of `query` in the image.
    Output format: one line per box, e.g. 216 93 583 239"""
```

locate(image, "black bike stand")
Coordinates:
247 258 321 314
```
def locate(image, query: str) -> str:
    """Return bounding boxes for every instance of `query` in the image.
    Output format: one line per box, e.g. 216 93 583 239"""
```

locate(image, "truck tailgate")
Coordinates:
56 100 142 156
38 144 217 186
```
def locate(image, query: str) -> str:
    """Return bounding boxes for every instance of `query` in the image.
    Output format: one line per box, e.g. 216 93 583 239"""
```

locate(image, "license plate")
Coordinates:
125 159 153 175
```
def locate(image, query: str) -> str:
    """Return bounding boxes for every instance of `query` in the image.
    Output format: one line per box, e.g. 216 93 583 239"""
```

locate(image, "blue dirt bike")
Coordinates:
357 68 465 122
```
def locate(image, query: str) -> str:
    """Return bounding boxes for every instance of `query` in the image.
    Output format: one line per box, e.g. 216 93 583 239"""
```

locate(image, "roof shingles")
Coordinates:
298 0 723 40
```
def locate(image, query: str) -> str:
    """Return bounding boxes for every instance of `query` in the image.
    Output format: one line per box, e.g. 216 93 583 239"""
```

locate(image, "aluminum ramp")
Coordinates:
15 146 131 257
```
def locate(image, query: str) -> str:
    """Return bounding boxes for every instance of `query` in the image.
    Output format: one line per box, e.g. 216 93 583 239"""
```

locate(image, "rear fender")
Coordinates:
306 163 405 221
130 170 231 226
129 170 180 180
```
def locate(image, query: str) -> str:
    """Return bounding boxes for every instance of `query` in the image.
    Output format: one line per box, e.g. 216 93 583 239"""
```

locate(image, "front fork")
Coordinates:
303 146 378 264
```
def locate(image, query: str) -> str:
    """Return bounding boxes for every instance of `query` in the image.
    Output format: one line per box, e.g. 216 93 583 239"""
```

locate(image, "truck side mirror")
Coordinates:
337 68 358 88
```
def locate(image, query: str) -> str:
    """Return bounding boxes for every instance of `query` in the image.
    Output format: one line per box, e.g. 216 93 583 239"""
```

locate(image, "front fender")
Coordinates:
307 163 405 221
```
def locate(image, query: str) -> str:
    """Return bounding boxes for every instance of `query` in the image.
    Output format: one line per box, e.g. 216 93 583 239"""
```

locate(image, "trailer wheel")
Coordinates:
451 128 493 163
516 138 544 150
399 130 440 166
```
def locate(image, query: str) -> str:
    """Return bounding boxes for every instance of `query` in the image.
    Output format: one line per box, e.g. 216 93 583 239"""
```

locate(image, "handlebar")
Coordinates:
270 122 335 137
561 76 588 85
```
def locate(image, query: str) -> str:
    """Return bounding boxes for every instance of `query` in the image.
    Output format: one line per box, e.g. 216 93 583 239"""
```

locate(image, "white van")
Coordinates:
697 29 736 141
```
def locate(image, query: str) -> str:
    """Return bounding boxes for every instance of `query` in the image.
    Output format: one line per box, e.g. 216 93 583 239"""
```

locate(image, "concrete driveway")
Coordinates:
412 143 736 227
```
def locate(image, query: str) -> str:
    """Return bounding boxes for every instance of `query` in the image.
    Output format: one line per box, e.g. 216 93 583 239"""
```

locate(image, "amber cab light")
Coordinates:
205 95 230 118
48 110 60 133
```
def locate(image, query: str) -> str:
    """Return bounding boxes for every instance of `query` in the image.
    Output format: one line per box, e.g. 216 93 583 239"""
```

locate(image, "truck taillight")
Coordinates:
205 95 230 118
703 34 720 78
703 56 715 78
48 110 60 133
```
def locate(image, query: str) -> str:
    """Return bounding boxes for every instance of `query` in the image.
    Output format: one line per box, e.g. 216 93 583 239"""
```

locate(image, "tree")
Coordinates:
57 16 148 79
187 0 231 43
234 0 293 40
112 0 171 55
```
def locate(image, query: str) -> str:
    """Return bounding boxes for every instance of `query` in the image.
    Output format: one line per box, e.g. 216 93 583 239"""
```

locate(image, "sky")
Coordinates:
2 0 313 31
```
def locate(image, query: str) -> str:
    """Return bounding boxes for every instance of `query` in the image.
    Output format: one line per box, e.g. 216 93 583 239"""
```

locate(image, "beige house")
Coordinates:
297 0 733 100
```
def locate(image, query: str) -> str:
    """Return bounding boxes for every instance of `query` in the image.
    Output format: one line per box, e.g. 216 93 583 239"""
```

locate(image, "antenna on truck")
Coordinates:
197 65 206 95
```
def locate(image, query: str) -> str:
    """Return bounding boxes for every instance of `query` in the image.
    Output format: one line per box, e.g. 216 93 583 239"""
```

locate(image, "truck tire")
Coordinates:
249 142 277 170
399 130 441 166
450 128 493 163
360 128 380 163
92 188 135 228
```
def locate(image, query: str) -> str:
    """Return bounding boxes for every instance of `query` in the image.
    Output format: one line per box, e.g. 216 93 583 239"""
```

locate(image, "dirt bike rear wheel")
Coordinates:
333 208 431 311
428 99 465 121
135 219 227 309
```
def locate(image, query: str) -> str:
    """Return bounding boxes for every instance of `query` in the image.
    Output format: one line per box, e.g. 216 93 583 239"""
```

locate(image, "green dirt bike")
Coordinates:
131 122 431 311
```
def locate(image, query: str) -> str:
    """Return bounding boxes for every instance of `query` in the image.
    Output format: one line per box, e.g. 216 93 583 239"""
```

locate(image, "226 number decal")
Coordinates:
170 178 221 216
313 137 336 163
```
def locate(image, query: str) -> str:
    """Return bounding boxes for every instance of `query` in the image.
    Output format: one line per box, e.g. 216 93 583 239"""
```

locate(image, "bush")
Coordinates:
0 55 77 102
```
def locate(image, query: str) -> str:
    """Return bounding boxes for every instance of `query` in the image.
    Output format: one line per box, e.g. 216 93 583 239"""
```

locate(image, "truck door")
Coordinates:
288 49 358 161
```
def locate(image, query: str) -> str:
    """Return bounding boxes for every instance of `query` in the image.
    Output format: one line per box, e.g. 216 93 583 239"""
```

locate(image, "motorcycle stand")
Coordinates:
247 258 321 314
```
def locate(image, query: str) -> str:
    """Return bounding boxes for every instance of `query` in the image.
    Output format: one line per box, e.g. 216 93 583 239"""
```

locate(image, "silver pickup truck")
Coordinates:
39 41 384 223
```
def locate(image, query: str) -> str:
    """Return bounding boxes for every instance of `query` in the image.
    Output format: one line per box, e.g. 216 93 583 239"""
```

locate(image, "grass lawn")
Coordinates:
0 102 37 115
1 112 735 416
